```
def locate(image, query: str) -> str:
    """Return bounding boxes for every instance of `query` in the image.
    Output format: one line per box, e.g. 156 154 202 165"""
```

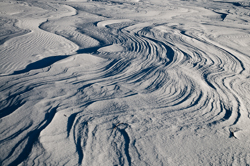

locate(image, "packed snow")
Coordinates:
1 0 250 165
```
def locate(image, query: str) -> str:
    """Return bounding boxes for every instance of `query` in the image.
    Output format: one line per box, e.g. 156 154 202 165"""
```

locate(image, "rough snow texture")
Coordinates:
1 0 250 165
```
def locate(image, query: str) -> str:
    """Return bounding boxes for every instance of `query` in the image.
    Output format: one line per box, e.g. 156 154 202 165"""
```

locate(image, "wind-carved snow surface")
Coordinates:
1 0 250 165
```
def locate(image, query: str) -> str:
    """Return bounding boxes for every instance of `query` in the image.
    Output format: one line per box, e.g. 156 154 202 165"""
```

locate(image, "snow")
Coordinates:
1 0 250 165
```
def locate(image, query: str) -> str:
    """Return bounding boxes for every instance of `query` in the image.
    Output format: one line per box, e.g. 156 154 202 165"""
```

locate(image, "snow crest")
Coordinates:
1 0 250 165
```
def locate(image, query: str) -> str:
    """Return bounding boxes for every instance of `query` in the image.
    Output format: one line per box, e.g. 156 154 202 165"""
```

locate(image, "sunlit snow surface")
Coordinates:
1 0 250 165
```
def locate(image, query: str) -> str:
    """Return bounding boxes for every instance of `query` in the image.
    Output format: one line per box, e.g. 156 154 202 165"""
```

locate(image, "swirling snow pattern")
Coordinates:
1 0 250 165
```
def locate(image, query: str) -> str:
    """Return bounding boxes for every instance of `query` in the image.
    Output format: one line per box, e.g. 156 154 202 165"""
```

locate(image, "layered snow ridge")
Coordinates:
1 0 250 165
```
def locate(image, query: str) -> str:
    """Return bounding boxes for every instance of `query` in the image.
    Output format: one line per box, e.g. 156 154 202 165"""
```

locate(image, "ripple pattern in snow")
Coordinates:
1 0 250 165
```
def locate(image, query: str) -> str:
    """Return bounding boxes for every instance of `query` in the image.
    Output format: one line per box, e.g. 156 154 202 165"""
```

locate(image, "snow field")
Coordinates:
1 0 250 165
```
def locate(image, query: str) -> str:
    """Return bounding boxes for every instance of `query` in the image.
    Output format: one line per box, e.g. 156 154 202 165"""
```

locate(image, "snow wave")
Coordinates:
1 0 250 165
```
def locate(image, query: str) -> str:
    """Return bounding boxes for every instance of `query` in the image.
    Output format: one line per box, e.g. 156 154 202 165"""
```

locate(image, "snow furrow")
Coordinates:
1 0 250 165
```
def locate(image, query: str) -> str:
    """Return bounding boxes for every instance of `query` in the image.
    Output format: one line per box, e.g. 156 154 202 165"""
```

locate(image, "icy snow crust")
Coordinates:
1 0 250 165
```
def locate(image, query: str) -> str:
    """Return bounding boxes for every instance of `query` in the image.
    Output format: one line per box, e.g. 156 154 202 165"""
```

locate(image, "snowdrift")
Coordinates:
1 0 250 165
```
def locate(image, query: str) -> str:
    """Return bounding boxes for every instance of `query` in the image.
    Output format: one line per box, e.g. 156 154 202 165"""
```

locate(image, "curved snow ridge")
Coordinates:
0 2 79 75
52 4 77 19
1 0 250 165
1 20 250 165
97 21 247 127
98 44 124 52
97 19 131 28
79 20 245 127
55 30 100 49
0 18 78 75
76 20 248 128
0 17 31 45
153 25 246 123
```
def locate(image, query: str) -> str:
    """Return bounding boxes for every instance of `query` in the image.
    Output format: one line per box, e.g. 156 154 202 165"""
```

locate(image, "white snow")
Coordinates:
1 0 250 165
